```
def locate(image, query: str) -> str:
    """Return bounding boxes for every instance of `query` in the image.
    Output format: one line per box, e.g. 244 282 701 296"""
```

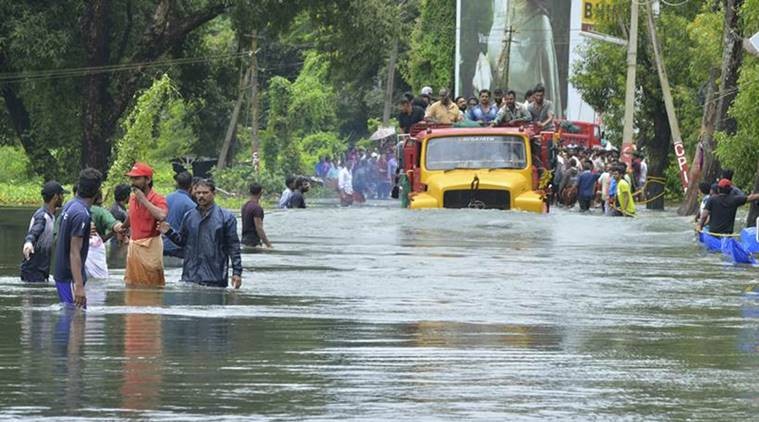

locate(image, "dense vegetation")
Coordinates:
1 0 758 213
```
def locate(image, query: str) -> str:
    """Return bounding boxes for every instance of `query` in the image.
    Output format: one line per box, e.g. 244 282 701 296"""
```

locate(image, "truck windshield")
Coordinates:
425 135 527 171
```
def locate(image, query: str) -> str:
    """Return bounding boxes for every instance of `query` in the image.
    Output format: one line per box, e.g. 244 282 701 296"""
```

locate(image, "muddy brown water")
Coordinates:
0 203 757 420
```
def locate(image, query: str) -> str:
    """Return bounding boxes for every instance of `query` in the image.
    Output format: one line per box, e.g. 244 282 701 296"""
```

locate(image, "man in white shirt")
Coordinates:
598 164 612 214
338 161 354 206
278 176 295 209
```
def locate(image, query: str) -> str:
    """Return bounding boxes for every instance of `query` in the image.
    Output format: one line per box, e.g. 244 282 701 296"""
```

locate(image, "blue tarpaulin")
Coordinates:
699 231 757 264
740 227 759 253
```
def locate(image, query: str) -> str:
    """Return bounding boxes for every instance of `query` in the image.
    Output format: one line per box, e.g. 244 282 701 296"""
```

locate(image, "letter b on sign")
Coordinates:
585 2 593 19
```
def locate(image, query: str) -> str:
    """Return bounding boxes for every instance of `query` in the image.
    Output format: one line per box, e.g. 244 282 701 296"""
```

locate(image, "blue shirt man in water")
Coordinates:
159 179 243 289
164 171 196 258
54 168 104 308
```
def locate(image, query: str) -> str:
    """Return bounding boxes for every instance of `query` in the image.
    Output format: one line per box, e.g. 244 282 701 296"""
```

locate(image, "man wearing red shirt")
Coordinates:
121 162 168 286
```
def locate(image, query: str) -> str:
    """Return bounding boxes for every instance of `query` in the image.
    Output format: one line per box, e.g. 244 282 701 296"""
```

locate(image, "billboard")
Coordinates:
455 0 573 117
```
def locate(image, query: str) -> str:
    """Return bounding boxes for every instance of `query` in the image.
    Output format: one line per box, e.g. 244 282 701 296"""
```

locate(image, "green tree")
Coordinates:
401 0 455 94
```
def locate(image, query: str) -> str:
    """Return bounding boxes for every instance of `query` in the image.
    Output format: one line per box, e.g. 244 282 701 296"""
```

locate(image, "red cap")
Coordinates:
717 178 732 189
125 162 153 177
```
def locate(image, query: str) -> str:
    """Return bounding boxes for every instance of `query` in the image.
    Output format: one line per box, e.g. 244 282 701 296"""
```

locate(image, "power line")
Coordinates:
0 52 251 84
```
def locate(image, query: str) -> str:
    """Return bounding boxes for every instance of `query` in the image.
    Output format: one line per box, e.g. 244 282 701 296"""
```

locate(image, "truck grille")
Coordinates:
443 189 510 210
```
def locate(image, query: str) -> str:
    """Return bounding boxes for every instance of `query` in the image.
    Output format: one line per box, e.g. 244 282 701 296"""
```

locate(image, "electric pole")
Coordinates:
621 0 639 167
644 1 689 191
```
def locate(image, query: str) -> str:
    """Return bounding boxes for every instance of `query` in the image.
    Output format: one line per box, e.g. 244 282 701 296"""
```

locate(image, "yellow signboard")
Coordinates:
582 0 603 31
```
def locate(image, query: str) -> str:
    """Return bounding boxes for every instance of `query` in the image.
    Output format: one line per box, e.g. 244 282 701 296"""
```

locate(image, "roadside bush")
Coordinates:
212 164 284 199
0 146 37 183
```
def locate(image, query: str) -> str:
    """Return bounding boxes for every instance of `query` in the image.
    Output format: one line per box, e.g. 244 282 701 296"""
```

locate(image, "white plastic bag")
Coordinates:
85 235 109 279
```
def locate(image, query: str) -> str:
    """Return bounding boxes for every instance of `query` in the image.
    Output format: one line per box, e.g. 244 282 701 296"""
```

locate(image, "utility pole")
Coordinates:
249 31 260 172
495 6 516 90
621 0 639 167
644 0 688 191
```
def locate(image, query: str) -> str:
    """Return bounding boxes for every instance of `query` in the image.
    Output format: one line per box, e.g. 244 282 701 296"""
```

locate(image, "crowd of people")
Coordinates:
19 162 279 309
548 147 646 217
280 148 399 208
397 84 556 133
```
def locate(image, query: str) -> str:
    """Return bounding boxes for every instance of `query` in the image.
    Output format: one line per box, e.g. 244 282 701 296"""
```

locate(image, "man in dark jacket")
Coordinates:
21 181 68 282
158 179 242 288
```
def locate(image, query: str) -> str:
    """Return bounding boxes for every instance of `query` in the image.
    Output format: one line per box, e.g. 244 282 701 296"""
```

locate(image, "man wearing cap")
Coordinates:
412 86 433 110
20 181 69 283
120 162 168 286
698 179 759 235
425 88 462 124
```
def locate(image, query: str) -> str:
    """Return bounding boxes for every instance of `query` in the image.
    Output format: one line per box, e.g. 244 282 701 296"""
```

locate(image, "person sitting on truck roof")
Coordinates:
467 89 498 124
493 88 504 108
467 97 478 109
523 89 535 109
527 85 555 131
425 88 462 124
493 90 530 126
455 96 468 114
412 86 433 110
398 99 425 133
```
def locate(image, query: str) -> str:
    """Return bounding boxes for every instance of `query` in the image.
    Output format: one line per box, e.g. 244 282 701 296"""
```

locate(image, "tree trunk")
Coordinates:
80 0 112 172
80 1 228 174
642 100 671 210
677 68 719 215
249 31 259 169
217 68 251 170
716 0 743 135
677 0 743 215
382 38 399 126
0 86 58 180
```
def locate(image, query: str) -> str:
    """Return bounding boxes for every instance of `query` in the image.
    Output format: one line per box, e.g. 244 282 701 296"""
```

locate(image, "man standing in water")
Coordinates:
338 161 354 206
612 165 636 217
54 168 102 308
164 171 195 258
158 179 242 288
241 183 273 248
287 177 309 209
120 162 168 286
697 179 759 235
21 181 68 283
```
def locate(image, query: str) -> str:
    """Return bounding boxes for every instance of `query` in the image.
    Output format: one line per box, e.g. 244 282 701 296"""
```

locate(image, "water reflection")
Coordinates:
407 321 562 349
52 307 86 411
121 288 164 411
2 205 759 419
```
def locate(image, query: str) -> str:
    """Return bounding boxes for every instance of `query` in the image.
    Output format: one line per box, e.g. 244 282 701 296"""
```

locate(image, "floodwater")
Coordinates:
0 203 758 420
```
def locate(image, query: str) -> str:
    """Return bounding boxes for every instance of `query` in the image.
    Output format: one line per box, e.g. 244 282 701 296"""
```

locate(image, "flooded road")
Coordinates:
0 204 758 420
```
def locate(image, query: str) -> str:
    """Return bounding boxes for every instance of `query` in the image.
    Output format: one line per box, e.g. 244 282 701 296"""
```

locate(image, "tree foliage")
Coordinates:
717 0 759 189
401 0 455 94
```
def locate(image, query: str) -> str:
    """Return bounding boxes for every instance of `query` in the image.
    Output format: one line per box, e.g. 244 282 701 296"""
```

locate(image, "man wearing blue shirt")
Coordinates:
54 168 103 308
466 89 498 123
164 171 196 258
577 162 600 212
159 179 242 289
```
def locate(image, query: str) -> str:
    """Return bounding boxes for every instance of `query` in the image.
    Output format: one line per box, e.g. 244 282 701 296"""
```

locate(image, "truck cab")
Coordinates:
399 123 553 213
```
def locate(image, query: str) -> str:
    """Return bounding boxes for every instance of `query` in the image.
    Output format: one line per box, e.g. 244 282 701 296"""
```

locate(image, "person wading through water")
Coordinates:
53 168 103 308
158 179 243 288
120 162 168 286
21 181 69 283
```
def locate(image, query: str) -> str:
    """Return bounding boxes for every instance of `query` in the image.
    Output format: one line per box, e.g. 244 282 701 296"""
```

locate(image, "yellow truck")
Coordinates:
399 124 553 213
